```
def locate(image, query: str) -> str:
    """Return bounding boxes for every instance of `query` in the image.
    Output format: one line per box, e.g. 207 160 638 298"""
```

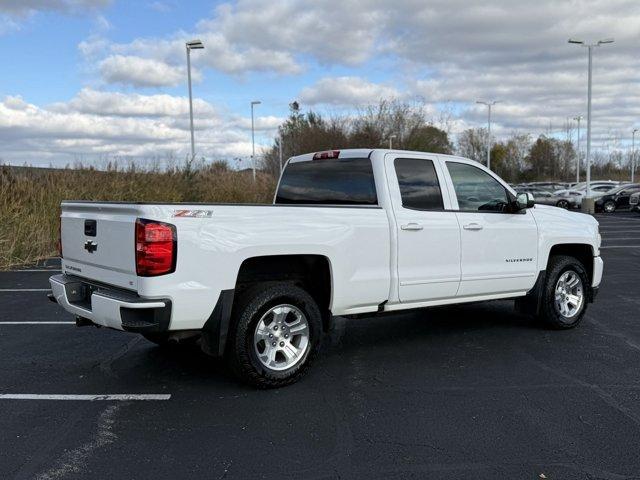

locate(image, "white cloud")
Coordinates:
148 1 172 13
300 77 400 106
1 0 111 36
98 55 198 88
0 91 276 166
82 0 379 80
50 88 216 118
0 0 110 16
204 0 382 66
230 115 285 131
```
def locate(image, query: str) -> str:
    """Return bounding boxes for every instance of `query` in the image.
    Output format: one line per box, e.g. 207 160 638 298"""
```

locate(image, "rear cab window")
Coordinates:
275 158 377 205
394 158 444 210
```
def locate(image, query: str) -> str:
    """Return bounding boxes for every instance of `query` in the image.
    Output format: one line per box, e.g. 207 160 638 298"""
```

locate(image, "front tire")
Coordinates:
538 255 589 329
226 283 322 388
556 199 570 209
603 200 616 213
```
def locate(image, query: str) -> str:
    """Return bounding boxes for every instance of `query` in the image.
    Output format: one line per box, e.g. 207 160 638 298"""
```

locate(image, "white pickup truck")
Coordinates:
50 149 603 387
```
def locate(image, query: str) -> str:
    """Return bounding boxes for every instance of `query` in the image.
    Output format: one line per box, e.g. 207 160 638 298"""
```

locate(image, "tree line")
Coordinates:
261 100 635 183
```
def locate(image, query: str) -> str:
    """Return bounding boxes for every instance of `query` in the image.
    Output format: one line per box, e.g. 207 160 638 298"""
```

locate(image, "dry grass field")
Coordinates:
0 164 276 269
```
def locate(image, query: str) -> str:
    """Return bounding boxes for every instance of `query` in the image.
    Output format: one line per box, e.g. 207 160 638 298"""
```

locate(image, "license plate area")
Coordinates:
64 281 96 311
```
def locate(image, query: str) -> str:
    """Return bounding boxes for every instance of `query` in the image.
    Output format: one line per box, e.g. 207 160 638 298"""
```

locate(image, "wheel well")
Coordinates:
548 244 594 282
235 255 332 329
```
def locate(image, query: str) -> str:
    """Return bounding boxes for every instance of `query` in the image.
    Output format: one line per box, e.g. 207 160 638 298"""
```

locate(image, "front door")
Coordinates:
444 160 538 297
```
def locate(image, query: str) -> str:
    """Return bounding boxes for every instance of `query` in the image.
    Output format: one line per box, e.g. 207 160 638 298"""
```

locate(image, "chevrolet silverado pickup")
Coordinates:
49 149 604 387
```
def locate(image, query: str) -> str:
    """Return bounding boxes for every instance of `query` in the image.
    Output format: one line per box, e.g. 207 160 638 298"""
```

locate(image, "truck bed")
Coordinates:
59 201 392 330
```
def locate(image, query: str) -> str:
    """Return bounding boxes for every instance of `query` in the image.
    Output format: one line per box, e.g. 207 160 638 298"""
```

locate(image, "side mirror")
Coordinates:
515 192 535 210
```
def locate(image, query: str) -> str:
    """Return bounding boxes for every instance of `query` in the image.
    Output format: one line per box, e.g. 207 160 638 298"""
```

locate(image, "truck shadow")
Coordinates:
134 299 546 389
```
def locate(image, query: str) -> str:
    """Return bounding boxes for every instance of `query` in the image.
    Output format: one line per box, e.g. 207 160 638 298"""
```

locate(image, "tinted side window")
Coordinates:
447 162 510 212
275 158 377 205
394 158 444 210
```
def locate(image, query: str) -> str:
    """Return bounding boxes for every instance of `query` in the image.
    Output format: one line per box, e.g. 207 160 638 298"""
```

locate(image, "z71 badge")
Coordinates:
172 209 214 218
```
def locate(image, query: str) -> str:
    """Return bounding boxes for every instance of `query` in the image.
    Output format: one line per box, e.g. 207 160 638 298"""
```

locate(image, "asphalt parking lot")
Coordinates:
2 212 640 480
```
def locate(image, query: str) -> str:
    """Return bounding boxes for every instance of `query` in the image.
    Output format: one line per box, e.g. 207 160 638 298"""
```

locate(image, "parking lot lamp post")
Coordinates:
279 135 284 175
573 116 583 183
568 38 614 198
633 129 638 183
185 39 204 162
389 134 397 149
251 100 261 181
476 100 499 170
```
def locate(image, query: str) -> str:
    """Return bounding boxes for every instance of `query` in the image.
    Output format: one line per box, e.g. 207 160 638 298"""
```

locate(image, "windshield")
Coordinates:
606 184 639 195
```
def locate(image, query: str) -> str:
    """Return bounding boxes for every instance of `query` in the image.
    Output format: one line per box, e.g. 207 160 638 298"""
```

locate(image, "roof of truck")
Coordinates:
288 148 469 164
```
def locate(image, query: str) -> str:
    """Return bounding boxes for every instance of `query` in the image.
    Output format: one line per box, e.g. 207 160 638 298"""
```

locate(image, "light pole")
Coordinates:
389 134 397 149
633 128 638 183
185 39 204 161
568 38 614 198
573 115 583 183
279 135 284 175
250 100 261 181
476 100 499 170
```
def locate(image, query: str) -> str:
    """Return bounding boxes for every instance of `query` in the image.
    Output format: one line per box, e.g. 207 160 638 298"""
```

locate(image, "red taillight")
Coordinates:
135 219 176 277
313 150 340 160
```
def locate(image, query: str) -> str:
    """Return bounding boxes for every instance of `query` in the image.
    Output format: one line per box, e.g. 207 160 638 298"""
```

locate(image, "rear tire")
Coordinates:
226 283 322 388
537 255 589 329
556 199 570 209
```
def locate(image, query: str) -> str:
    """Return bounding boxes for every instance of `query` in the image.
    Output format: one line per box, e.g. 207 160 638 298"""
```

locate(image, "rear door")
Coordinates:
385 153 461 303
442 160 538 297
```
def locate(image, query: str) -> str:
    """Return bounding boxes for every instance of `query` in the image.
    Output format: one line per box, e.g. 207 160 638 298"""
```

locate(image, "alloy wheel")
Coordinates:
253 304 310 371
554 270 584 319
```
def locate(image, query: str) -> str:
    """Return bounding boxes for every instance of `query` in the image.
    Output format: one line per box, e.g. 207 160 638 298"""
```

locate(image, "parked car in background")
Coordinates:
594 184 640 213
571 180 620 191
629 192 640 211
527 181 571 191
554 183 618 206
519 189 579 209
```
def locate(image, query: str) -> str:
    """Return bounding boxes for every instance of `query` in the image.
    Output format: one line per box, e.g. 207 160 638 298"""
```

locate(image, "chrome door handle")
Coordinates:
463 223 483 231
401 223 423 231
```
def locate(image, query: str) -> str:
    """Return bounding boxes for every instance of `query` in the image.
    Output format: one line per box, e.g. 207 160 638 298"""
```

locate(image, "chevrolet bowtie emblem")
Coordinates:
84 240 98 253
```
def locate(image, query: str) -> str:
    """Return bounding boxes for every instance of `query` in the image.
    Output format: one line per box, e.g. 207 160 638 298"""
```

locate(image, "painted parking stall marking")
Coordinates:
0 321 75 325
597 213 640 249
0 288 51 292
0 394 171 401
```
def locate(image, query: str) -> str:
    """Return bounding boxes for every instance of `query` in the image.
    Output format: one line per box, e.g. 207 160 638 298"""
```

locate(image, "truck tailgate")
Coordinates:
60 202 140 290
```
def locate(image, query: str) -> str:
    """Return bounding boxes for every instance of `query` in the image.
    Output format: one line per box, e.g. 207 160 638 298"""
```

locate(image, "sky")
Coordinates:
0 0 639 168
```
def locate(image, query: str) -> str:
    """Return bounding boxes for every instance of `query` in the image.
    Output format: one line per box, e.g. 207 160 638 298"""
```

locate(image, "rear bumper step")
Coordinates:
49 274 171 333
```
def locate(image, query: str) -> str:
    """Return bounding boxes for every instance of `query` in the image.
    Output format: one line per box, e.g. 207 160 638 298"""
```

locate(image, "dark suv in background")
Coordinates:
594 184 640 213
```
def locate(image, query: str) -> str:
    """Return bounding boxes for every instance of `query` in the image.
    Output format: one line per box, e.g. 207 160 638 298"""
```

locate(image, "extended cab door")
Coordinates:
442 159 538 297
385 153 461 303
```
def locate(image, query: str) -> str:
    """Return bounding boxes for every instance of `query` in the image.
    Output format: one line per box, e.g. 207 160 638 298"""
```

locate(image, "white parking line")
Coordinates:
0 321 75 325
0 394 171 401
0 289 51 292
